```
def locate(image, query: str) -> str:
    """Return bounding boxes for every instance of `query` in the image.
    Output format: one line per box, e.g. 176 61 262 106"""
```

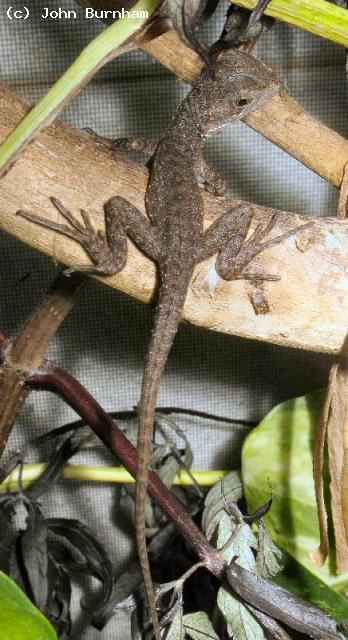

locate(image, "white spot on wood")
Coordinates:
204 265 221 297
325 233 342 249
338 277 348 291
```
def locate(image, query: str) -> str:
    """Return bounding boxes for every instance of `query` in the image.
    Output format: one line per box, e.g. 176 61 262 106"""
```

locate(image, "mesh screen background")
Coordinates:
0 1 347 637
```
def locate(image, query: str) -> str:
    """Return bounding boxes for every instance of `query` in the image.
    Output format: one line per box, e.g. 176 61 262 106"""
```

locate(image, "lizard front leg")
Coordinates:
17 196 163 276
84 129 158 158
199 205 313 281
195 157 227 196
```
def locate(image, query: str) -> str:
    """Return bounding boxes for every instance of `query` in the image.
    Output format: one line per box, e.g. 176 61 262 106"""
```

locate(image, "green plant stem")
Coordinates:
231 0 348 47
0 0 160 177
0 463 229 492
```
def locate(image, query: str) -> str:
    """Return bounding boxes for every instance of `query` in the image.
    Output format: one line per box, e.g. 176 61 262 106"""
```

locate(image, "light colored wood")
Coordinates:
1 80 348 354
142 30 348 187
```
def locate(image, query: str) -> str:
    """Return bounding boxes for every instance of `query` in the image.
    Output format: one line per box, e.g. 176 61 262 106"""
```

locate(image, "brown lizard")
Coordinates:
17 49 311 639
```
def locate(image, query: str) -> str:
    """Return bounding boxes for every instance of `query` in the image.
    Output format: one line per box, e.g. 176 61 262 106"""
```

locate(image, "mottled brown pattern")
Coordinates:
17 50 294 638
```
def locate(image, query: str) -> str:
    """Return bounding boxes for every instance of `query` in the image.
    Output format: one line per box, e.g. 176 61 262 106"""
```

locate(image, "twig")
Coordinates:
123 406 257 427
25 359 225 577
247 0 272 25
0 326 225 574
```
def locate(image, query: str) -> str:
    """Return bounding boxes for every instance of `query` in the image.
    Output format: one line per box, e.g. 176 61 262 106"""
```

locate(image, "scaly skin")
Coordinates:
18 50 312 639
133 56 281 635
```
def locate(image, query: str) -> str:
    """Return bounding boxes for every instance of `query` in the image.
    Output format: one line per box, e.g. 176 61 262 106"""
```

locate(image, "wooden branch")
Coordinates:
1 80 348 354
0 272 86 455
0 327 226 577
142 30 348 187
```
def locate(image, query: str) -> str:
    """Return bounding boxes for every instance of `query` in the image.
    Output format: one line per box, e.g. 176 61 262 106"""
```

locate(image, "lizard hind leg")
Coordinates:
200 205 313 282
218 213 313 281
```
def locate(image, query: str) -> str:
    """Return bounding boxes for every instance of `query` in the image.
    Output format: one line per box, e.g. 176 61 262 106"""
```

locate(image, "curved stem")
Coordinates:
0 463 229 492
27 361 225 578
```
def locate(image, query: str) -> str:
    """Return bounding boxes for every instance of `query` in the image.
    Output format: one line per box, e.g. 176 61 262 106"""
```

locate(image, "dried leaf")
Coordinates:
92 561 142 629
245 604 294 640
217 585 266 640
122 417 139 447
215 511 257 569
131 605 143 640
337 162 348 220
164 602 185 640
183 611 219 639
226 561 345 640
327 364 348 572
27 436 78 501
0 496 17 574
157 415 194 470
20 502 49 612
202 471 243 539
158 455 181 490
46 559 71 639
256 521 283 579
312 365 337 567
46 518 113 611
162 0 210 62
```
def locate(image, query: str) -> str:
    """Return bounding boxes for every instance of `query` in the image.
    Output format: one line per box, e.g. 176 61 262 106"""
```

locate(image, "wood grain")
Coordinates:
0 80 347 354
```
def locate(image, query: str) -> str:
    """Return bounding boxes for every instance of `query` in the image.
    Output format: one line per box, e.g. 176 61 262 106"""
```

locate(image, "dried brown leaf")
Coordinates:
327 364 348 572
311 364 337 567
337 162 348 220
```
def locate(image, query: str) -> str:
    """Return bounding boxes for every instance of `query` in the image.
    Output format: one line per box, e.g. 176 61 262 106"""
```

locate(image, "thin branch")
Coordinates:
0 324 224 574
113 407 257 426
26 360 225 577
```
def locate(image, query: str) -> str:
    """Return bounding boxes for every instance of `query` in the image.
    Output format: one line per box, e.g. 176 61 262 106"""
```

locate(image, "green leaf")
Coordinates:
224 0 348 48
241 389 348 609
183 611 218 639
0 570 57 639
217 585 266 640
275 550 348 622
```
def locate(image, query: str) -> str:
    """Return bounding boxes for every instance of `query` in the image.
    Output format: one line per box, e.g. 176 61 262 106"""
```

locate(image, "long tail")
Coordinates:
136 285 187 640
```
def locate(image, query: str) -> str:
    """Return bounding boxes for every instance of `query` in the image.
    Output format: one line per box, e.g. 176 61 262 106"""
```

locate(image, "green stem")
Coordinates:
1 463 228 492
231 0 348 47
0 0 160 177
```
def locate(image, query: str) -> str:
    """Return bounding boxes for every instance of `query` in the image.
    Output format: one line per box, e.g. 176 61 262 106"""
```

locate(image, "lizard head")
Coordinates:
190 48 284 135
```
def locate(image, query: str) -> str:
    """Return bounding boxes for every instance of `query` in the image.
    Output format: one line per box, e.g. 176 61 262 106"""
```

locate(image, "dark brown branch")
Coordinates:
0 323 224 574
26 360 225 578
